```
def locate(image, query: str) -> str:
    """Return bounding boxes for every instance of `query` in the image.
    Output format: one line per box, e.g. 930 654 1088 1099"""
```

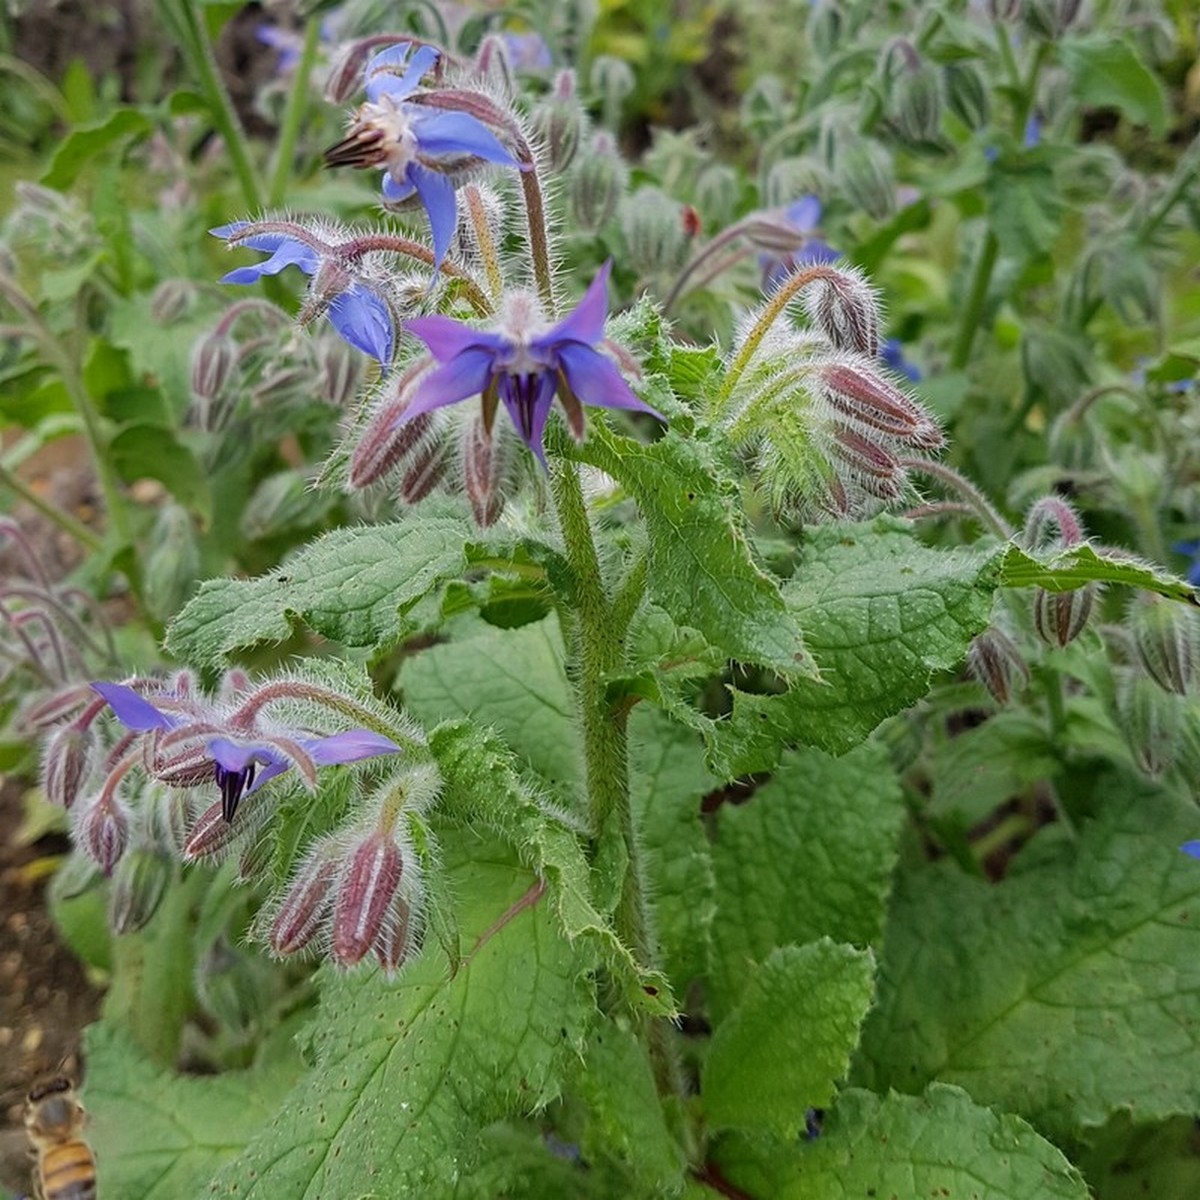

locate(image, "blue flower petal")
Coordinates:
785 195 822 231
409 162 458 269
405 315 507 363
500 370 558 465
404 347 496 421
412 109 519 167
302 729 401 765
365 43 439 103
537 261 611 349
91 682 177 731
798 237 841 266
219 237 319 285
382 172 416 204
329 285 394 364
557 342 662 419
1182 840 1200 858
208 737 280 774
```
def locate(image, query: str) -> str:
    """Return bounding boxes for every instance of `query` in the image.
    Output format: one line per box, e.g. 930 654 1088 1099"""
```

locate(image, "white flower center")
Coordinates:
360 96 419 179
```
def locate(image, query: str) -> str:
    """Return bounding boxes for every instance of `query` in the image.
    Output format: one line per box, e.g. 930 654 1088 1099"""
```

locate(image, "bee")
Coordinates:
23 1075 97 1200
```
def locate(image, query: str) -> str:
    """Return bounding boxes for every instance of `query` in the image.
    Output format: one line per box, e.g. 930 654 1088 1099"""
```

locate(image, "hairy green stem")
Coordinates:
267 16 322 208
166 0 263 211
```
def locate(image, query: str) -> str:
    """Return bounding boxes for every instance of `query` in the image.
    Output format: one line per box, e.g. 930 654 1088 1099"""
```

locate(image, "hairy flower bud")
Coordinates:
350 380 434 489
590 54 635 126
885 44 942 143
462 418 505 527
473 33 516 97
108 848 172 935
42 722 94 809
331 831 403 966
695 164 739 229
151 279 198 325
833 140 894 221
190 330 237 403
807 0 844 57
75 793 129 876
374 889 420 975
317 335 362 408
196 937 267 1034
803 268 881 358
239 470 333 541
570 133 627 232
532 70 585 173
183 796 263 861
1119 672 1183 778
966 627 1029 705
269 844 339 956
1129 595 1200 696
818 356 943 448
143 503 200 623
943 62 991 131
622 187 689 278
399 442 448 504
1023 0 1082 38
1033 583 1095 647
828 427 903 499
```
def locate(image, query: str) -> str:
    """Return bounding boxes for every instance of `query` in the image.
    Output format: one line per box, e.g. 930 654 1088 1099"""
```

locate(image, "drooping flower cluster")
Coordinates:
714 261 944 519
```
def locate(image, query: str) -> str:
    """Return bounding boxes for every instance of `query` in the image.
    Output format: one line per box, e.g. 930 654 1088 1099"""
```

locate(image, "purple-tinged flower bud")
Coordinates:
532 70 584 173
20 684 94 732
42 722 94 809
151 279 198 325
570 133 627 232
324 36 411 104
183 797 256 862
317 335 362 408
474 33 516 97
463 418 506 528
1129 595 1200 696
829 427 903 495
818 357 943 448
331 831 403 967
350 382 434 489
833 140 894 221
374 890 420 976
1119 672 1183 779
943 62 990 132
803 268 881 358
75 793 129 876
1033 583 1095 647
108 848 172 935
190 330 237 403
398 442 449 505
251 364 317 409
1024 495 1085 552
143 503 200 623
270 846 339 956
966 627 1030 705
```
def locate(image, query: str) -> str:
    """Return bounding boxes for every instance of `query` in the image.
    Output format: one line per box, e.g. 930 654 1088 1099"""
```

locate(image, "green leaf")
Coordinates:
430 721 673 1015
712 517 1000 775
109 422 211 519
575 424 817 677
569 1022 686 1189
83 1021 301 1198
715 1085 1090 1199
703 940 875 1138
166 519 473 667
857 774 1200 1139
1001 541 1196 603
207 841 595 1197
1060 36 1168 136
629 708 718 994
985 154 1064 258
708 743 903 1018
403 617 581 789
41 107 153 188
1075 1113 1200 1200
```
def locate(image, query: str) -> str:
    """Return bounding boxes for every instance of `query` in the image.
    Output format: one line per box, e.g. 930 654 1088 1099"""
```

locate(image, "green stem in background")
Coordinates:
0 462 102 553
1137 137 1200 245
163 0 263 212
267 17 322 208
899 457 1013 539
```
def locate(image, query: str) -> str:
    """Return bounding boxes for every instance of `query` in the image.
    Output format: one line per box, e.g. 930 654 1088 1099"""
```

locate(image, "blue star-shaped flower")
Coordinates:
324 43 522 271
211 224 393 364
401 261 662 463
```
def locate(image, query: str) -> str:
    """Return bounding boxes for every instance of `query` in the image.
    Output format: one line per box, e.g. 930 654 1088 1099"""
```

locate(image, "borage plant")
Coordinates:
24 17 1200 1200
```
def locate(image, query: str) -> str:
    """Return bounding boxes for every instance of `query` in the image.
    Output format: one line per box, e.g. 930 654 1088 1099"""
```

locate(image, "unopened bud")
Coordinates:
375 890 419 975
42 723 94 809
834 140 894 221
463 419 505 527
474 33 516 97
1021 327 1091 408
398 442 448 504
317 335 362 408
532 71 584 173
151 279 198 325
1129 596 1200 696
829 426 902 489
1024 495 1085 552
75 794 129 876
1033 583 1095 647
21 684 94 732
1119 672 1183 778
183 796 261 861
1100 238 1160 326
196 937 266 1034
622 187 689 278
590 54 635 126
886 46 942 143
695 164 739 229
942 62 990 131
570 133 627 232
331 832 403 966
240 470 331 541
145 786 193 855
1023 0 1082 38
190 330 237 403
350 394 434 490
251 364 317 408
987 0 1022 20
804 268 881 358
144 503 200 623
270 845 338 955
818 357 943 448
966 627 1029 704
807 0 844 58
108 848 172 935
